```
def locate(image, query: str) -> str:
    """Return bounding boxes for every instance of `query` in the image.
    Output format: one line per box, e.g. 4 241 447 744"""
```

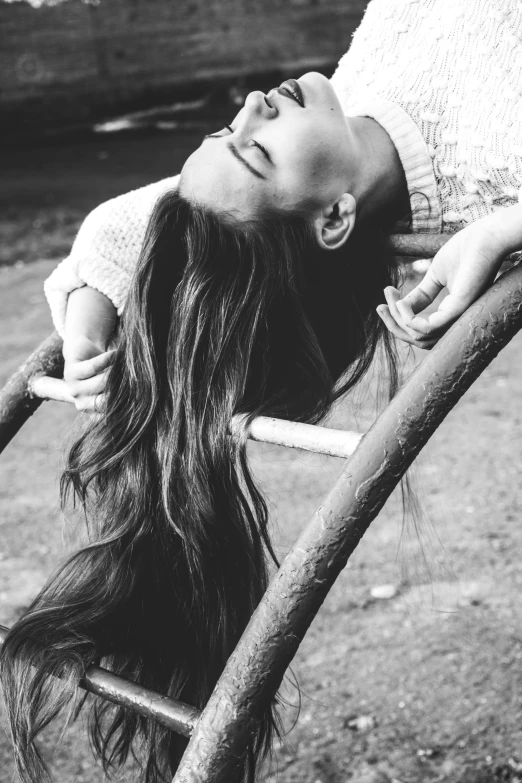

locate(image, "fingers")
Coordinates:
79 369 111 396
76 392 107 416
379 282 466 346
88 393 107 415
408 293 470 334
383 287 433 341
64 366 111 393
377 304 438 349
67 349 116 381
63 345 115 416
63 366 111 414
395 270 444 335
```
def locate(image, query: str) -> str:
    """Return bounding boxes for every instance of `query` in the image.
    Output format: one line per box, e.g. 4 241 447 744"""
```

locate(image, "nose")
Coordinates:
243 90 275 116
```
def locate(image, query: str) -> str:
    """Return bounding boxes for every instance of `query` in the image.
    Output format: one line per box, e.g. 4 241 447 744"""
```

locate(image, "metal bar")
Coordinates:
0 625 200 737
173 263 522 783
246 415 362 458
385 232 453 257
0 233 451 458
28 376 363 459
386 234 522 269
0 332 64 455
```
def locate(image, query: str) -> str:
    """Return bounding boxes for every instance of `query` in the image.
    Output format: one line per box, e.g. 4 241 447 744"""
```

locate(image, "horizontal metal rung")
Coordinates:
242 415 362 459
29 376 363 459
0 625 200 736
385 233 452 257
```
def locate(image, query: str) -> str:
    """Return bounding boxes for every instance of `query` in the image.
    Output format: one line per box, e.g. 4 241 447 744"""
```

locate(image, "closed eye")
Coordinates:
225 125 272 164
252 140 272 163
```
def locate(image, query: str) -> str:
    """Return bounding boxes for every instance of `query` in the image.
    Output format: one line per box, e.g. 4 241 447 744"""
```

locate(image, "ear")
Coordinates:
313 193 356 251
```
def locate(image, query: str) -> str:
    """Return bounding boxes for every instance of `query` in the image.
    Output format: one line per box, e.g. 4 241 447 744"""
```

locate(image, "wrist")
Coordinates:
481 203 522 256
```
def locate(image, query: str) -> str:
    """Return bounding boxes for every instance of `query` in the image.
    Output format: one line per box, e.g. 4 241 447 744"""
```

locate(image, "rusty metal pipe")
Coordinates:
0 332 64 455
385 232 453 257
27 375 363 458
0 625 200 737
173 263 522 782
0 233 451 458
246 415 362 457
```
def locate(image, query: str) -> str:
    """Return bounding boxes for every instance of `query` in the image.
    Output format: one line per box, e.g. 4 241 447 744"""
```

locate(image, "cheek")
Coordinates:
297 121 343 176
273 120 347 207
285 141 337 195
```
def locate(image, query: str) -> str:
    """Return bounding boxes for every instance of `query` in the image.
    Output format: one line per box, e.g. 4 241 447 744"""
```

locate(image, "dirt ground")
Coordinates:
1 130 521 783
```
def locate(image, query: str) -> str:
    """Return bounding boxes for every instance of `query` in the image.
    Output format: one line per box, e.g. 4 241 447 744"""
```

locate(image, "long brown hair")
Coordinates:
0 190 401 782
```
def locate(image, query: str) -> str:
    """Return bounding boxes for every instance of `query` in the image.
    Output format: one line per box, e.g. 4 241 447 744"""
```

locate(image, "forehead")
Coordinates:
180 137 272 218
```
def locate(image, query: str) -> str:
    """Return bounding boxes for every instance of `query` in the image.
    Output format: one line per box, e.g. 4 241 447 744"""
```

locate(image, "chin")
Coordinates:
299 71 339 104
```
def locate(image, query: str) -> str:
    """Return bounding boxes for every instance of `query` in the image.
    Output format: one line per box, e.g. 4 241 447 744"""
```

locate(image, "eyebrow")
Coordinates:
204 134 267 180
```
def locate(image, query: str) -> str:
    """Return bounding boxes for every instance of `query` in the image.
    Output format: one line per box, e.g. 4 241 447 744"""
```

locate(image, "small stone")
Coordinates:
417 747 440 758
346 714 377 731
370 584 398 600
508 757 522 773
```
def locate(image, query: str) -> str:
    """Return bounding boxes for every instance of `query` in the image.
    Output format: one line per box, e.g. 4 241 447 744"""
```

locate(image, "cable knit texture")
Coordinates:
45 0 522 336
44 177 178 337
331 0 522 232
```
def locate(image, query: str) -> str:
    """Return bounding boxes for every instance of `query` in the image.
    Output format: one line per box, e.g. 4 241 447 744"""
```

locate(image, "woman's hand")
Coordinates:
377 217 512 348
63 336 116 414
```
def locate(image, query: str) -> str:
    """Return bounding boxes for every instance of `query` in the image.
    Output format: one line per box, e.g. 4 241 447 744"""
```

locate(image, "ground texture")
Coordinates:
1 129 521 783
1 259 521 783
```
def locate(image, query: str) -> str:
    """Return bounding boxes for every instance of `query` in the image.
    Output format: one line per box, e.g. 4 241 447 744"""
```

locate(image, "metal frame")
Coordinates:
1 235 520 783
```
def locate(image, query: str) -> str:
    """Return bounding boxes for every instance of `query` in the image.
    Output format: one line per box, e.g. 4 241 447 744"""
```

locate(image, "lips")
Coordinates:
278 78 305 107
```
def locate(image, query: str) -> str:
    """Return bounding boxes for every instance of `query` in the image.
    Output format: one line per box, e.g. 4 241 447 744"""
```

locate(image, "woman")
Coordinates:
2 1 522 782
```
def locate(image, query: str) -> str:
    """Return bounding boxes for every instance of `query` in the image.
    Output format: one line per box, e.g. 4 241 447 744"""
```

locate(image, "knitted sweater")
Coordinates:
44 0 522 337
330 0 522 233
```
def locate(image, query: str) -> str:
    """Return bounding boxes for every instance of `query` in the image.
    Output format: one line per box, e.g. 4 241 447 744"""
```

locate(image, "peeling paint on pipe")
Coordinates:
245 415 362 458
0 234 457 459
172 264 522 783
28 376 363 459
1 244 520 781
0 625 200 737
0 332 64 455
385 232 453 257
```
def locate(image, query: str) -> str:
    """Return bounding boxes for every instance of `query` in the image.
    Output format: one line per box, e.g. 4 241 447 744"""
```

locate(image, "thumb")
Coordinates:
409 292 473 335
396 266 444 326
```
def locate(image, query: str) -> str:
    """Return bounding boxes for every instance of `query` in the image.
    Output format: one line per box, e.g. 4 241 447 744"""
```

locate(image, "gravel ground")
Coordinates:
1 116 521 781
1 258 521 783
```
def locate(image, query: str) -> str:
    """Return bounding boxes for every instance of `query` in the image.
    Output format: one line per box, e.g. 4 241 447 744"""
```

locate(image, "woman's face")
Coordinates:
180 72 354 219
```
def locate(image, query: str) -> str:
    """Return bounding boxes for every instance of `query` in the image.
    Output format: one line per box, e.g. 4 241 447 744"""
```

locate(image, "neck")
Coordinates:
346 115 411 230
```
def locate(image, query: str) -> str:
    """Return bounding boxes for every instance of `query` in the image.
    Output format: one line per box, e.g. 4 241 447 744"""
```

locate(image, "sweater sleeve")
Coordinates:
43 176 179 338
